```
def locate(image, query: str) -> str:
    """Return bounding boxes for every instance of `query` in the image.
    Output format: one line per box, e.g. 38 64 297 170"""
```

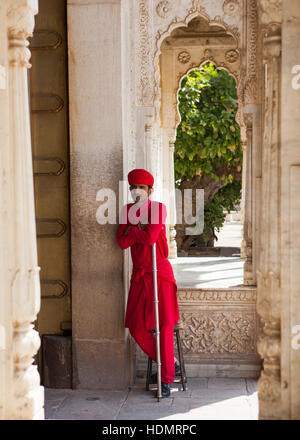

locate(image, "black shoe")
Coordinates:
155 382 170 398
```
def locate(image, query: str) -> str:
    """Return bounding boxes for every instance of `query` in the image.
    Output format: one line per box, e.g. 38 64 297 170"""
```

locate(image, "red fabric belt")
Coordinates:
131 258 169 283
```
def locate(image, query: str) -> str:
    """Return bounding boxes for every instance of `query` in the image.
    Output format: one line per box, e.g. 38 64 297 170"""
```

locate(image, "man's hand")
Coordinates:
124 222 146 236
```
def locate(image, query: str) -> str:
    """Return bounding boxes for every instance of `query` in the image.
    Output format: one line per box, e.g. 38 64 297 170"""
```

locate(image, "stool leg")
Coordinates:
146 356 152 391
178 330 187 385
177 329 187 384
176 329 186 391
182 350 187 384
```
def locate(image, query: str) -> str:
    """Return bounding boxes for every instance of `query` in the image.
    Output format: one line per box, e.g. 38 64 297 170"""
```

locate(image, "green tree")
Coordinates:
175 62 242 250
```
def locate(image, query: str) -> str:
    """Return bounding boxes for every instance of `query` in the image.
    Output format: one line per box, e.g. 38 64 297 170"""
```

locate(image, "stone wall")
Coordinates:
136 286 262 379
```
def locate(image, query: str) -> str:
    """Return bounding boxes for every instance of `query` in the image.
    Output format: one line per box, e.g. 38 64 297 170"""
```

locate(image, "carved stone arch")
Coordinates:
153 9 241 118
157 9 245 258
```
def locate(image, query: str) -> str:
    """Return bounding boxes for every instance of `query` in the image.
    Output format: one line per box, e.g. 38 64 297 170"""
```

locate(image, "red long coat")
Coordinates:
117 198 180 333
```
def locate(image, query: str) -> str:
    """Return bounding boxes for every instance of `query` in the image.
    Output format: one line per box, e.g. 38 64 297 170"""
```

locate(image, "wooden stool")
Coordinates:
146 320 187 391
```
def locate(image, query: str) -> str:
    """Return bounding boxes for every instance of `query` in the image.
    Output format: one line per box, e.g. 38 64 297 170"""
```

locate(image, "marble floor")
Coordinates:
170 221 244 288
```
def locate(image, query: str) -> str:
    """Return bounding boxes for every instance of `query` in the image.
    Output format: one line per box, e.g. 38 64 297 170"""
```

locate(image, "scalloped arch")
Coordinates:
153 9 241 116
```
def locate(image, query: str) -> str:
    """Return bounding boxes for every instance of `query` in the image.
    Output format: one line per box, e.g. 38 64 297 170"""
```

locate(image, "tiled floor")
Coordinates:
44 378 258 420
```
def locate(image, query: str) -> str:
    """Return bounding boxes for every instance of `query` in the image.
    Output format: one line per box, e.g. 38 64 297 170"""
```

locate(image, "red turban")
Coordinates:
127 169 154 187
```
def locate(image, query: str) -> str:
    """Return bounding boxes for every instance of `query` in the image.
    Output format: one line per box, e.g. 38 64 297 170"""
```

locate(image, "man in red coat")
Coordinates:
117 168 180 398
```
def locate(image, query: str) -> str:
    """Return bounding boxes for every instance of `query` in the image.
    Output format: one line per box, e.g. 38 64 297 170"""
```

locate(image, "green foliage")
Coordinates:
174 63 243 246
174 62 242 186
202 180 242 244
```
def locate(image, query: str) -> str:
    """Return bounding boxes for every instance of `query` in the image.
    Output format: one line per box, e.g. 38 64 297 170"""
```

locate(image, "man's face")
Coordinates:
130 184 152 203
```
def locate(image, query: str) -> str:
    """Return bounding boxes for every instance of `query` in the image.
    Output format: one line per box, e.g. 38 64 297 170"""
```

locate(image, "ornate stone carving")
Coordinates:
257 318 281 417
240 110 255 285
156 1 172 19
178 50 191 64
256 15 282 418
5 0 43 420
258 0 282 25
181 311 256 354
210 14 240 40
12 321 41 416
223 0 240 17
138 0 153 106
7 3 36 67
153 1 242 117
204 48 213 59
247 0 258 79
244 76 258 104
243 111 253 129
225 49 239 63
178 288 256 303
262 22 281 62
257 271 281 320
189 0 205 14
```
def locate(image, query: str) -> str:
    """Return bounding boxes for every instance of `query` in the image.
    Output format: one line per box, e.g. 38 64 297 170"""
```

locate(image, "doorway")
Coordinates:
29 0 71 385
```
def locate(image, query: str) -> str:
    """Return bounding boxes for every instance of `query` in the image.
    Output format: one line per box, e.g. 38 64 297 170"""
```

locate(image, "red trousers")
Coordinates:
130 323 175 384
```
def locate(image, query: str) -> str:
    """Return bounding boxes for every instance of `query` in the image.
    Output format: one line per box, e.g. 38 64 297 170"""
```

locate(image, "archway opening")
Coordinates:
173 62 243 288
159 16 244 289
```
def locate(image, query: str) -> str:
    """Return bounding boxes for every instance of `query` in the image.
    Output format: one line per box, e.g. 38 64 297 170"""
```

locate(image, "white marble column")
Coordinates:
0 2 9 420
1 0 44 420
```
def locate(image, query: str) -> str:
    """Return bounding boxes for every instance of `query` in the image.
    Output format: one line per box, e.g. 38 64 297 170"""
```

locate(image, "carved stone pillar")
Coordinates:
168 140 177 259
144 114 153 171
256 18 282 420
240 0 260 287
241 114 254 285
280 0 300 420
5 0 44 419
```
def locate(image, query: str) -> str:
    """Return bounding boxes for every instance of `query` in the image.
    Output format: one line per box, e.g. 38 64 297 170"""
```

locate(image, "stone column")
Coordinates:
4 0 44 419
256 19 282 420
168 139 177 259
240 0 261 287
240 116 254 285
280 0 300 420
0 2 9 420
68 0 130 390
241 103 262 287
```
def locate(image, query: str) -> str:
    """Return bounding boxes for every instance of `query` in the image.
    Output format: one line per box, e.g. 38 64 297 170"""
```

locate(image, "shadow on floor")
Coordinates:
44 377 258 420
